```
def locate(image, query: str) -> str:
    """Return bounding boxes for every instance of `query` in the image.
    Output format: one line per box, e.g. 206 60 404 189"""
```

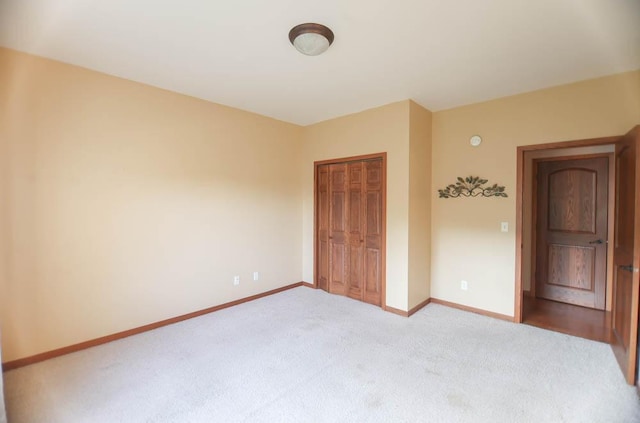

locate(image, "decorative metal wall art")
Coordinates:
438 176 507 198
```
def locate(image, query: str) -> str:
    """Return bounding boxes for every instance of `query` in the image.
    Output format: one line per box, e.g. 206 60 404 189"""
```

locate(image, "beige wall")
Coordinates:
0 48 304 362
408 101 432 309
2 46 638 363
301 101 411 310
431 70 640 317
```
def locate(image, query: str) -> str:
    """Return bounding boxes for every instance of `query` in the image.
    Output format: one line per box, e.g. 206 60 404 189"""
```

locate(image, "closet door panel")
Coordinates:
317 165 330 292
363 160 383 306
329 164 348 295
347 162 364 300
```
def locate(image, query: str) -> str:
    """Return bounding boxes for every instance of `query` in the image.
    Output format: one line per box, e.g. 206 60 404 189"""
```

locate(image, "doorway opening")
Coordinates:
524 151 615 343
514 127 640 386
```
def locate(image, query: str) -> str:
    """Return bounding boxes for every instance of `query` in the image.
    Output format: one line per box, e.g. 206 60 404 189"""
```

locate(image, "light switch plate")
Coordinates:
501 222 508 232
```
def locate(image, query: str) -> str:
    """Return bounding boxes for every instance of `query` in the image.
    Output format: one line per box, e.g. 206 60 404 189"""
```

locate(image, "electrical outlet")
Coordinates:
461 280 468 290
233 275 240 286
253 272 259 281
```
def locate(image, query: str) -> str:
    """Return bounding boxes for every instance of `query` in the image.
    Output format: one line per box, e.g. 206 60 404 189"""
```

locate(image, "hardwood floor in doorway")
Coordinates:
523 296 612 343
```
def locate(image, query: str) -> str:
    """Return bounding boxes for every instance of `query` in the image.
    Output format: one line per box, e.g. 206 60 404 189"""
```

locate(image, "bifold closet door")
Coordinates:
316 158 383 307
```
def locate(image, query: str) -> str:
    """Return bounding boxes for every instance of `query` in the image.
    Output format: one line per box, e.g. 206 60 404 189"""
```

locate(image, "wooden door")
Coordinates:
329 163 348 296
535 157 609 309
315 154 386 307
611 126 640 385
363 160 383 306
316 165 330 292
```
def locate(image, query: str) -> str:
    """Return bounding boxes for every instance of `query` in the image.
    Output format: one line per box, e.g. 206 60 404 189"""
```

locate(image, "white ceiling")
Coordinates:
1 0 639 125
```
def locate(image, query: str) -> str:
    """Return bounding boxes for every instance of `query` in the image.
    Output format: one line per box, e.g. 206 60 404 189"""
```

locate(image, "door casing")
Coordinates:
516 131 640 386
516 136 620 322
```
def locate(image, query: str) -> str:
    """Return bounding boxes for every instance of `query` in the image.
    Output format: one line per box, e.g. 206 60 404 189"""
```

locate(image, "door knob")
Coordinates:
620 264 635 273
589 239 604 244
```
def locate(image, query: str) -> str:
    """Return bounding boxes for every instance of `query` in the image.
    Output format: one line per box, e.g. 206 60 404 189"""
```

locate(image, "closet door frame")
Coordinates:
313 152 387 309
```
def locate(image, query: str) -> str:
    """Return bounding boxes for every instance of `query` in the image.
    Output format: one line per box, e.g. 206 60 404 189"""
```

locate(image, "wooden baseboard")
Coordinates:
301 281 315 288
2 282 306 372
409 298 431 316
384 305 409 317
430 298 514 322
384 298 432 318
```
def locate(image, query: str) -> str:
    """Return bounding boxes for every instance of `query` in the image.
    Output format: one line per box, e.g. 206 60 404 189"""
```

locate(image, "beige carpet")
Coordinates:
3 287 640 422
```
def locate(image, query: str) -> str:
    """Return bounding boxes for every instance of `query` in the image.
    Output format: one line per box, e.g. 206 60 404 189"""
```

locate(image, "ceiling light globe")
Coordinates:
293 33 330 56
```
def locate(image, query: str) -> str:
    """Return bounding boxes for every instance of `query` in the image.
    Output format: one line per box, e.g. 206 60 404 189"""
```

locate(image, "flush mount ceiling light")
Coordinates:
288 23 334 56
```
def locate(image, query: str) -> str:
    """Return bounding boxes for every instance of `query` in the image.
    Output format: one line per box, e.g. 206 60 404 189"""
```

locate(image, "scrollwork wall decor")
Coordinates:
438 176 507 198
